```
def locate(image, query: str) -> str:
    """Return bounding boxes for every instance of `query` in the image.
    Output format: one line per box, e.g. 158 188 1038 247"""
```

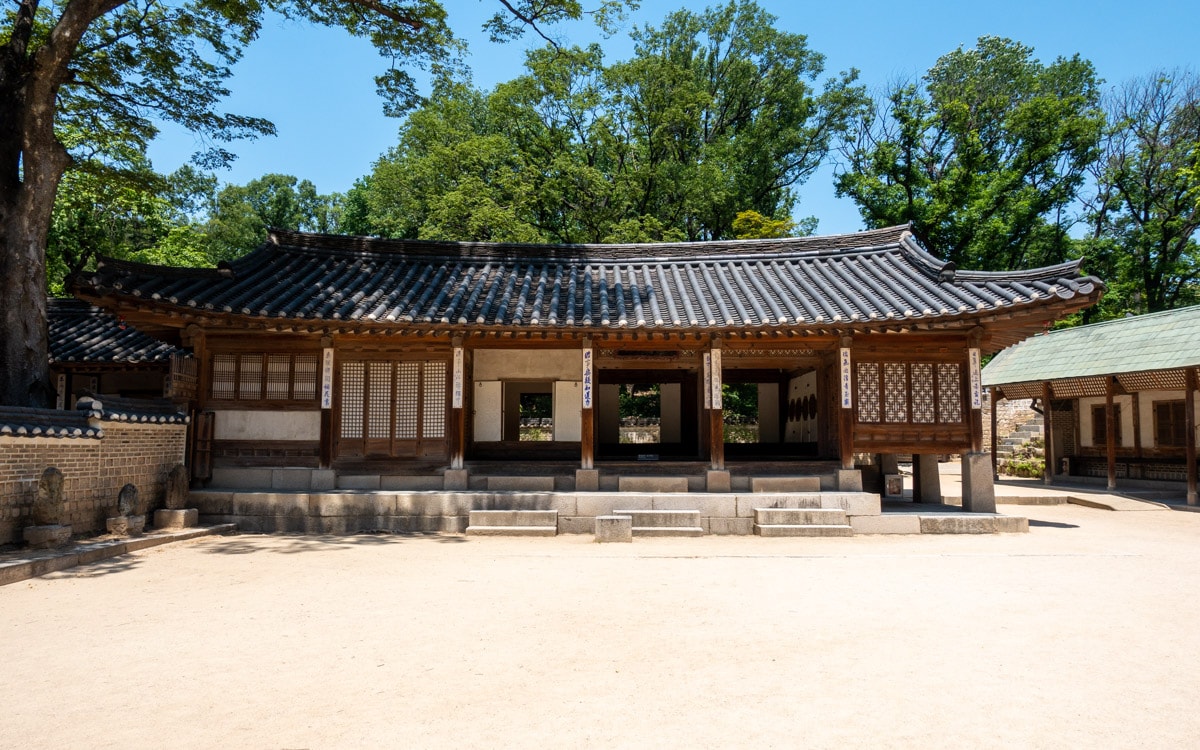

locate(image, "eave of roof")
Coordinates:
983 305 1200 386
48 298 185 364
71 225 1104 344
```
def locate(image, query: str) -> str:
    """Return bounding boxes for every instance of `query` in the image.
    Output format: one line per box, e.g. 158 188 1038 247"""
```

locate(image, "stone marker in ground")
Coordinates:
154 464 199 530
24 467 72 549
107 483 146 536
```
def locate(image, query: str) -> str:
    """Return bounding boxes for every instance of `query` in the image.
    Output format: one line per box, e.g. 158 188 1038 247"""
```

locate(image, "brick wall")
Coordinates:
0 422 186 545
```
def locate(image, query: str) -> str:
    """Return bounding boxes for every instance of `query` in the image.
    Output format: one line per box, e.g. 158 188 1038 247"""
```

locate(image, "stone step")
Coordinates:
466 510 558 536
612 509 704 537
754 508 848 526
617 476 690 493
754 524 854 537
749 476 821 493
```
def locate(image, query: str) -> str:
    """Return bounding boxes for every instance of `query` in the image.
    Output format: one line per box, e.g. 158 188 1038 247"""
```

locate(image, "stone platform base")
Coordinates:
106 515 146 537
154 508 199 530
24 524 72 550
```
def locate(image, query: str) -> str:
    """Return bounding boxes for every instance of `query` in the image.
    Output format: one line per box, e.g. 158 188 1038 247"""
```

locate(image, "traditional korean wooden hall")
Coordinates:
72 224 1103 535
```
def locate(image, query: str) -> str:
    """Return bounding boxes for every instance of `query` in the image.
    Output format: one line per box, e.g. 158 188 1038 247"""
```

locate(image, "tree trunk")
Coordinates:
0 198 54 407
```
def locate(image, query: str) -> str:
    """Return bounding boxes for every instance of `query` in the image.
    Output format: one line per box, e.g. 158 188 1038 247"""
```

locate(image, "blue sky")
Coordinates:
147 0 1200 235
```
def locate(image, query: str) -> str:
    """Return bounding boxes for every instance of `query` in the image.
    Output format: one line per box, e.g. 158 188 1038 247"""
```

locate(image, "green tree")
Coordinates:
731 209 813 239
1078 71 1200 319
836 36 1104 270
205 173 344 260
0 0 630 406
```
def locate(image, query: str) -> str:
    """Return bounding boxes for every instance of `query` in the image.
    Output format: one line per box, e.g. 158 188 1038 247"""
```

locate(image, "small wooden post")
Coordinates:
1042 381 1055 485
1187 368 1197 505
581 338 594 470
1105 377 1117 491
990 387 1000 478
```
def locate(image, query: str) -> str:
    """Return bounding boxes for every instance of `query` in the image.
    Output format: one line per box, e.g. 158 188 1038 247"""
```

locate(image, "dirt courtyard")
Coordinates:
3 504 1199 749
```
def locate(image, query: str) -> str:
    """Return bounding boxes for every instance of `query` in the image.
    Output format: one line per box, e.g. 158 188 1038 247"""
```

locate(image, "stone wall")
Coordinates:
0 422 186 545
984 395 1038 448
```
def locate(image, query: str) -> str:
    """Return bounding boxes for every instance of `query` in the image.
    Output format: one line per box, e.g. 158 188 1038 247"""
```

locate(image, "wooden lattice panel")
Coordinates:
166 354 198 400
340 362 365 439
423 361 447 439
293 355 318 400
395 362 420 440
856 362 880 423
367 362 393 438
937 363 963 423
266 355 291 400
1049 377 1107 399
911 363 935 423
996 381 1042 401
883 363 908 423
1116 369 1187 392
238 355 263 400
211 355 236 400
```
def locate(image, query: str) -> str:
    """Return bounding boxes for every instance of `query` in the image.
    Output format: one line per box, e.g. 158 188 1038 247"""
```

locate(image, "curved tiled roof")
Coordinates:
49 298 183 364
73 225 1102 334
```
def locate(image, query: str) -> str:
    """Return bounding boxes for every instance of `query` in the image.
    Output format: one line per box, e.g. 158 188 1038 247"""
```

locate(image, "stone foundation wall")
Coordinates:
983 396 1038 448
0 422 187 545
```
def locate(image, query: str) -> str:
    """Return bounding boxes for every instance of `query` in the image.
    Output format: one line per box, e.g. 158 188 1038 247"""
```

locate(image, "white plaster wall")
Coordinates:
660 383 681 443
473 349 581 381
758 383 780 442
1079 395 1134 448
785 372 818 443
474 381 503 441
213 410 320 441
554 382 582 441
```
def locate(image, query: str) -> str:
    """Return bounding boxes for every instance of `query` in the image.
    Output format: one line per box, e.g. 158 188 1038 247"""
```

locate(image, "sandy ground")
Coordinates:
3 505 1200 749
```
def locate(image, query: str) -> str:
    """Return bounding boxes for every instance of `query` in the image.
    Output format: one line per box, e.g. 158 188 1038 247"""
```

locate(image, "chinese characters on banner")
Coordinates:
581 348 593 408
321 348 334 409
969 348 982 409
452 347 464 408
703 353 712 409
840 347 853 409
710 349 723 409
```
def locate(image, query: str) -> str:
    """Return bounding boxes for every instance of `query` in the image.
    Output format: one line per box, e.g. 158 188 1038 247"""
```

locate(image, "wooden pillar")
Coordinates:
581 339 595 470
1042 381 1055 485
990 388 1000 479
1105 377 1117 491
708 337 724 470
1187 368 1197 505
1132 390 1143 459
450 336 466 470
318 336 335 469
838 336 854 470
968 338 984 453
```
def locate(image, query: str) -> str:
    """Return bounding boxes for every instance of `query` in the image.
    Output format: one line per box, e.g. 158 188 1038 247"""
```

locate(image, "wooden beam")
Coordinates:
991 387 999 479
1188 368 1197 505
1106 376 1117 491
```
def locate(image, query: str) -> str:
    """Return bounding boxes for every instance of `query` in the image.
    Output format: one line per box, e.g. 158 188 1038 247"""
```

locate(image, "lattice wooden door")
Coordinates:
337 359 448 460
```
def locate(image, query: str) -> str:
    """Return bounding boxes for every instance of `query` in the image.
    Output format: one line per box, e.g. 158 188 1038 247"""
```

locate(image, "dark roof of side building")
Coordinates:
72 225 1103 347
49 298 183 365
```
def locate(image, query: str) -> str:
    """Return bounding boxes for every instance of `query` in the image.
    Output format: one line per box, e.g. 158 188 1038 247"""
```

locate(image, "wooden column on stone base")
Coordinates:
1186 368 1197 505
581 338 594 470
1105 377 1118 491
991 388 1000 478
838 336 854 470
1042 381 1055 485
708 337 724 470
450 336 467 471
318 335 335 469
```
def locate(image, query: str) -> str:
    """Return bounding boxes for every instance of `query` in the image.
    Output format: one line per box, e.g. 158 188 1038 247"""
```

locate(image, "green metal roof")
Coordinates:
983 306 1200 386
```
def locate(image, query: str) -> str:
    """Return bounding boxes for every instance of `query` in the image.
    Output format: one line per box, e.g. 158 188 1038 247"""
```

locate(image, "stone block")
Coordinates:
24 524 72 549
734 493 822 517
575 493 653 517
754 508 847 526
913 454 942 503
154 508 199 530
836 469 863 492
819 492 882 516
651 494 737 518
705 470 731 493
961 452 996 513
33 468 65 526
468 510 558 527
754 524 853 537
486 476 556 491
750 477 821 493
443 469 470 490
993 515 1030 533
594 515 633 543
191 491 234 515
379 475 442 491
575 469 600 492
106 516 130 536
310 470 337 491
210 467 273 489
232 492 308 518
617 476 689 493
271 468 313 491
557 516 596 534
707 517 754 535
850 514 921 535
336 474 381 490
919 515 996 534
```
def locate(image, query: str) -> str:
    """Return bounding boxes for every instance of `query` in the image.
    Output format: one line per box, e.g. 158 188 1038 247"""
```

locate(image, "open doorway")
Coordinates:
722 369 819 459
596 371 699 459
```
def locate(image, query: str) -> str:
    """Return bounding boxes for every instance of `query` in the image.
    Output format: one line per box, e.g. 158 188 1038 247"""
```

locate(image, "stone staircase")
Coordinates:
994 417 1045 463
611 509 705 537
753 503 853 537
465 510 558 536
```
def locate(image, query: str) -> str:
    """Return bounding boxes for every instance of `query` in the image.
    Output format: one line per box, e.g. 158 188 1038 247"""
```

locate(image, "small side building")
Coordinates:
982 306 1200 504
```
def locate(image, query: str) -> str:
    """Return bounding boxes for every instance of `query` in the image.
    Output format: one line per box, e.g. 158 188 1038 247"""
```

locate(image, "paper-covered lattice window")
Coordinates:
211 355 236 400
395 362 420 440
856 362 880 423
423 361 447 439
340 362 365 439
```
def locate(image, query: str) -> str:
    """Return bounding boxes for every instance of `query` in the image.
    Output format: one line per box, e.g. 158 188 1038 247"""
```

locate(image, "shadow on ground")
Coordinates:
200 531 467 555
51 556 145 578
1028 519 1081 529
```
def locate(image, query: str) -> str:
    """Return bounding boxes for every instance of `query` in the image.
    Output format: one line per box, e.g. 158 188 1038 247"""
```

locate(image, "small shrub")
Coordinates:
999 438 1045 478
